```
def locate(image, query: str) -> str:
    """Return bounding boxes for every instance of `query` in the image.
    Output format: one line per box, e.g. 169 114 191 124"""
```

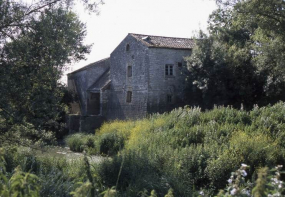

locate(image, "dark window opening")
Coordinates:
126 44 130 51
167 95 172 103
127 65 132 77
165 64 174 76
178 62 182 67
87 93 100 115
126 91 132 103
165 66 168 75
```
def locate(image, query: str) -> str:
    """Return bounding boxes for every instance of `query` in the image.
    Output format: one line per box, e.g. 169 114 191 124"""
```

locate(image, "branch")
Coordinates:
24 0 61 17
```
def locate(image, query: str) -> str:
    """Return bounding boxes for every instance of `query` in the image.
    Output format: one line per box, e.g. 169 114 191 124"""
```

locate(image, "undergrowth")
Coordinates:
93 102 285 196
4 102 285 196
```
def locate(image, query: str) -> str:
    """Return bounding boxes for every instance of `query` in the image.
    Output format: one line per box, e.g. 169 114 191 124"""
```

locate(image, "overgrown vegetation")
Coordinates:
1 103 285 196
0 146 100 197
65 133 96 153
185 0 285 110
90 102 285 196
1 0 285 196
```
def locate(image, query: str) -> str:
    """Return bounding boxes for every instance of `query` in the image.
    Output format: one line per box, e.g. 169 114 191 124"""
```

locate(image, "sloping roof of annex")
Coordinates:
68 57 110 75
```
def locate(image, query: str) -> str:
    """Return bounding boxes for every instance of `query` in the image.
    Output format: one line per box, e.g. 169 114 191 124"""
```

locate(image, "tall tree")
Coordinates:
185 0 285 109
0 0 102 143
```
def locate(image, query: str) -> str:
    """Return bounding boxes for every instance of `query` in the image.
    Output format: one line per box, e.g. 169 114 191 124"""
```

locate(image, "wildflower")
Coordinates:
241 163 248 168
241 170 247 177
271 178 278 185
230 188 237 195
199 190 204 196
241 188 250 196
228 179 233 184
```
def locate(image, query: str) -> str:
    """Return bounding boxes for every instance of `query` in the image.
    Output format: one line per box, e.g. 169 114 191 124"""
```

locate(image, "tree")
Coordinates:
0 0 102 143
218 0 285 102
185 0 285 109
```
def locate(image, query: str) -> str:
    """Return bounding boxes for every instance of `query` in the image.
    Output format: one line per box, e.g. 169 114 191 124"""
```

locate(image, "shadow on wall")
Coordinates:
68 115 106 133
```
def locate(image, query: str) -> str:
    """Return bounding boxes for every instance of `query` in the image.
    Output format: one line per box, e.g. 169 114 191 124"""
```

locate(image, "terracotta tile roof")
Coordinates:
130 33 195 50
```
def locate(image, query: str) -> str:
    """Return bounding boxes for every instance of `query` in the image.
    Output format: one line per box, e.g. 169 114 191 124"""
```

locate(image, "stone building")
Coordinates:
67 33 194 131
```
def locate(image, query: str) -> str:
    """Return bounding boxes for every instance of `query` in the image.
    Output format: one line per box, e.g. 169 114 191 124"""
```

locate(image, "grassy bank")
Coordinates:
88 102 285 196
1 103 285 196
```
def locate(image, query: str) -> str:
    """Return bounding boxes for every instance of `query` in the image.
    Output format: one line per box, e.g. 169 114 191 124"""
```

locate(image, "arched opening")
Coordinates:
126 44 130 51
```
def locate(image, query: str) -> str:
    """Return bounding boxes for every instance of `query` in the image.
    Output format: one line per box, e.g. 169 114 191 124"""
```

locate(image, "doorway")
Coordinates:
87 92 100 115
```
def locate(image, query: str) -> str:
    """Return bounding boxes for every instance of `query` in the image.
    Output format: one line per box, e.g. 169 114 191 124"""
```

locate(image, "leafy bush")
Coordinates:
98 151 170 196
98 132 124 156
65 133 96 153
0 146 106 197
95 102 285 196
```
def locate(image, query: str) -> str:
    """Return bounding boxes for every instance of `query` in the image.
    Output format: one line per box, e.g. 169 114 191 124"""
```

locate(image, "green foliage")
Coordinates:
2 103 285 196
0 146 92 197
0 0 100 144
0 166 41 197
98 133 124 156
164 189 174 197
101 187 118 197
0 148 41 197
71 154 105 197
65 133 96 153
217 164 285 197
95 103 285 196
185 0 285 109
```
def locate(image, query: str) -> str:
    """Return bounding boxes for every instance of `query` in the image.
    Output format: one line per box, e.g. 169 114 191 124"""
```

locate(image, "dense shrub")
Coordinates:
98 132 124 156
95 102 285 196
0 147 98 197
98 151 170 196
65 133 96 153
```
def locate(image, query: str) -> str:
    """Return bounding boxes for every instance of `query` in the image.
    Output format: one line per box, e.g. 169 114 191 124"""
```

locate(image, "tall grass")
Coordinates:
0 146 99 197
65 133 96 153
94 102 285 196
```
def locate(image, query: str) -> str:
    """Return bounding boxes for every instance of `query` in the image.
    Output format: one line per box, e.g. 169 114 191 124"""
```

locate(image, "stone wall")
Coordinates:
67 58 110 116
68 115 105 133
146 48 192 114
67 34 193 132
107 35 149 120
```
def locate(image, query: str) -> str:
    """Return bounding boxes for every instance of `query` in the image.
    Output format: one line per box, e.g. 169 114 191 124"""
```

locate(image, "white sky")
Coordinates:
63 0 217 82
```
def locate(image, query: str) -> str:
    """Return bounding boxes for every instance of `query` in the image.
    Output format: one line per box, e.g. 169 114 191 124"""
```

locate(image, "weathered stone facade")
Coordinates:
67 33 193 131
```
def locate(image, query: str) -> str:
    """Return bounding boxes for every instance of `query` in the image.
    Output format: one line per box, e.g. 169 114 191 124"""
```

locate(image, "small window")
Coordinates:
178 62 182 67
167 95 172 103
165 64 174 76
126 44 130 51
126 91 132 103
127 65 132 77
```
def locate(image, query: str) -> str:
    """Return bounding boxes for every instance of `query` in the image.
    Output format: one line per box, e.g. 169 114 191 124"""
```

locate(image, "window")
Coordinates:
126 91 132 103
178 62 182 68
127 65 132 77
165 64 174 76
126 44 130 51
167 95 172 103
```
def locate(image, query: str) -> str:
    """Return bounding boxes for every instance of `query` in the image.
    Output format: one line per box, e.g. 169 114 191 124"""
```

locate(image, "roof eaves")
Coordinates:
68 57 110 75
129 33 195 49
148 46 193 50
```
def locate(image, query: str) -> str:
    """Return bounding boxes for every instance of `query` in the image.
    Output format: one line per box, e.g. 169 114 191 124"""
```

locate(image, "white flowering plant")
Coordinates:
216 164 284 197
216 164 252 196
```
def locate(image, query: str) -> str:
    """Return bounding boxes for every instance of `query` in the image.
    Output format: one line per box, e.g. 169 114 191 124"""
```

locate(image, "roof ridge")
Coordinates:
68 57 110 75
130 33 193 40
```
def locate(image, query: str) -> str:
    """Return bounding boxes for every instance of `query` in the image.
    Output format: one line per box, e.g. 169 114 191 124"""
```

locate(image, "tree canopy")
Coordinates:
185 0 285 109
0 0 102 144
